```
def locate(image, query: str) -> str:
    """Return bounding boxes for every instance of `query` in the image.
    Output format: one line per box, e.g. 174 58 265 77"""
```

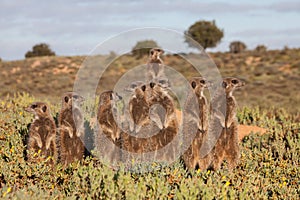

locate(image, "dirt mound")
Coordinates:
238 125 267 141
175 110 267 141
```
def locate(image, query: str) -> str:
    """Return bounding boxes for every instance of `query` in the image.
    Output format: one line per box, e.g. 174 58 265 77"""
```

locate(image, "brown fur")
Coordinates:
121 82 178 163
182 77 212 170
146 82 179 162
25 102 57 165
210 77 245 170
58 92 85 165
147 48 165 81
95 91 122 164
128 84 150 133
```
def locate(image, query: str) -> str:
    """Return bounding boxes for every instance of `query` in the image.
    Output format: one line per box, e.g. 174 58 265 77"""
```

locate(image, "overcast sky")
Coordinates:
0 0 299 60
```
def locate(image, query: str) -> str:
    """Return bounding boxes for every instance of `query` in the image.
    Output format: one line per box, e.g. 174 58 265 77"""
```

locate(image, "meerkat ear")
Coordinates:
191 81 197 89
141 85 146 91
222 81 227 88
42 105 47 112
64 96 69 103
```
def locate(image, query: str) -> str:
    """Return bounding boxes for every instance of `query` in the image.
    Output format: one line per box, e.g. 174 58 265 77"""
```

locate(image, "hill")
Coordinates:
0 48 300 113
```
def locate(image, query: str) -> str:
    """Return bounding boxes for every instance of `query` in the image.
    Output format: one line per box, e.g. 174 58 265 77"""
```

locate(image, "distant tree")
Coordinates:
255 45 267 52
229 41 247 53
132 40 160 58
25 43 55 58
185 20 224 50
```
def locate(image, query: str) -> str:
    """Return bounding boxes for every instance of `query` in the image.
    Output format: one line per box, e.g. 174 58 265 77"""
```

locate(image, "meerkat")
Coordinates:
25 102 57 164
97 90 123 142
128 84 150 133
58 92 85 165
121 82 179 163
146 48 165 82
95 90 122 164
210 77 245 170
146 81 179 162
182 77 212 170
148 81 177 130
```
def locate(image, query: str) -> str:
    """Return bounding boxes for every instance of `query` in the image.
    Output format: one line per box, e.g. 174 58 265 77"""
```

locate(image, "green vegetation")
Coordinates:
229 41 247 54
0 93 299 199
185 20 224 50
131 40 160 58
25 43 55 58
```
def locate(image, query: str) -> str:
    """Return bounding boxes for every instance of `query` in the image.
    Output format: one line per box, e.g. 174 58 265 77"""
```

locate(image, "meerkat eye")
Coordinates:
42 105 47 112
150 82 155 88
231 79 239 84
116 93 122 100
222 81 227 88
191 81 197 89
31 104 37 109
64 96 69 103
109 93 113 100
141 85 146 91
150 50 154 55
159 79 166 84
131 84 137 88
200 80 205 84
73 95 79 99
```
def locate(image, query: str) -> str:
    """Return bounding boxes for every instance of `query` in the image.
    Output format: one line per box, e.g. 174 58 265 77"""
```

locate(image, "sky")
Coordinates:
0 0 300 60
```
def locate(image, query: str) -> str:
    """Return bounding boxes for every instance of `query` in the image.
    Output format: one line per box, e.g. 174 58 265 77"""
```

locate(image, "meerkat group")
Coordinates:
25 47 245 171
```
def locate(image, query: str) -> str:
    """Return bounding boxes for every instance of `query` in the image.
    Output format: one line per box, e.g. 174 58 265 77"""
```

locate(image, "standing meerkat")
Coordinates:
148 81 177 131
210 77 245 170
95 90 122 164
146 81 179 162
58 92 85 165
128 83 150 133
25 102 57 164
122 82 178 163
146 48 165 82
182 77 212 170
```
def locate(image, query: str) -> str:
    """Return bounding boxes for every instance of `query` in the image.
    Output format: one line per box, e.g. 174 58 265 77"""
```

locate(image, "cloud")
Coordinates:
0 1 300 60
268 1 300 12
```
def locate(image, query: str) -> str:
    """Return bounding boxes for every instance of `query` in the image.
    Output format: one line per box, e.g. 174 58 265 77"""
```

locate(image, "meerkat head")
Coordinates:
25 102 50 119
190 77 211 97
124 81 145 93
222 77 245 96
62 92 85 108
99 90 122 106
134 84 147 99
149 48 164 60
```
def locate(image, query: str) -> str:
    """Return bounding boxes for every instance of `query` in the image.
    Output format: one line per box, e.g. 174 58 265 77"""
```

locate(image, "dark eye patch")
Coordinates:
31 104 37 109
131 84 137 88
141 85 146 91
150 82 155 88
222 81 227 88
159 79 166 84
231 79 239 84
200 80 205 84
191 81 197 89
64 96 69 103
42 105 47 112
109 93 113 100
